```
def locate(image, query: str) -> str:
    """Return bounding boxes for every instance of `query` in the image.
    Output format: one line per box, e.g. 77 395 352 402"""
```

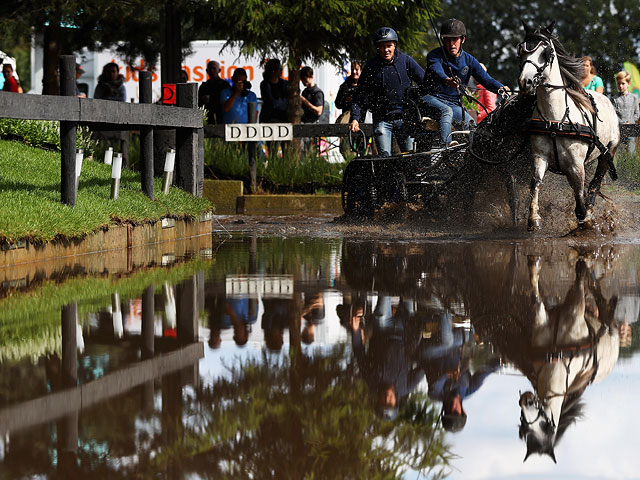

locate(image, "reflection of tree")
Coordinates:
149 346 454 479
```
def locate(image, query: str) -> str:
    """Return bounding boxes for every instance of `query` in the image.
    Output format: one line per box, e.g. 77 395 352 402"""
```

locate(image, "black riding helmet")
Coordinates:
373 27 399 44
440 18 466 38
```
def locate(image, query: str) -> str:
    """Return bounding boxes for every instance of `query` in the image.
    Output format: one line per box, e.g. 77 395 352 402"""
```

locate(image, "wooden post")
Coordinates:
248 103 257 193
59 55 77 206
139 71 154 199
176 83 203 196
141 282 155 359
61 302 78 388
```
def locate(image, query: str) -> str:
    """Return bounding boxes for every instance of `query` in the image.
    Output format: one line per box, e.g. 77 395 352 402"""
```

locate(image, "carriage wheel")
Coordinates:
342 162 376 220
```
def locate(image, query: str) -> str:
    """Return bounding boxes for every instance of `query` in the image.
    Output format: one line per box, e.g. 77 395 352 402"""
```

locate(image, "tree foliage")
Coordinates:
213 0 440 123
440 0 640 92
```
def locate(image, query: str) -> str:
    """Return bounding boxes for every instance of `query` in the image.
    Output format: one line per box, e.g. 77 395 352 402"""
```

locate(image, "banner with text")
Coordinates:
225 123 293 142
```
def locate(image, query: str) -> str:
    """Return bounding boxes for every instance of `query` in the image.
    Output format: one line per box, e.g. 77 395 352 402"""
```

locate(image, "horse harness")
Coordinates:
518 37 617 180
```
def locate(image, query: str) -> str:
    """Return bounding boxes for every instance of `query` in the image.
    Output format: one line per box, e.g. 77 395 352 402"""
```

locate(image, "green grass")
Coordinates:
0 139 212 243
204 138 348 189
615 148 640 188
0 257 209 363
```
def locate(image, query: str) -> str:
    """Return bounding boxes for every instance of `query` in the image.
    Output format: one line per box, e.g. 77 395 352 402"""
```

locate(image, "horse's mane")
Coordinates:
525 29 594 112
555 392 586 444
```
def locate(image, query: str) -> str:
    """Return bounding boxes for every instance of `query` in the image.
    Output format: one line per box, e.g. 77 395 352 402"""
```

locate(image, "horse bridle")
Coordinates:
518 38 555 89
520 392 557 431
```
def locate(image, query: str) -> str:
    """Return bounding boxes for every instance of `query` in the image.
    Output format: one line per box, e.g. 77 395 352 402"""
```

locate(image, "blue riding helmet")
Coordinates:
374 27 399 44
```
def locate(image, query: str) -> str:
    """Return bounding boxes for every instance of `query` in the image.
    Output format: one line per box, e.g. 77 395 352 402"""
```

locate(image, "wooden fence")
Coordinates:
0 55 204 207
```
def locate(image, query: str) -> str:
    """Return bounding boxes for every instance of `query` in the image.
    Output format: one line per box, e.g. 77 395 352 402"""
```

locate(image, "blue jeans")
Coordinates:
373 118 414 156
421 95 474 145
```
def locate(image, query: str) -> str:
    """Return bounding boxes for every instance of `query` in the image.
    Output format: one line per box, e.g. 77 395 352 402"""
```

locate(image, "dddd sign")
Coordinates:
225 123 293 142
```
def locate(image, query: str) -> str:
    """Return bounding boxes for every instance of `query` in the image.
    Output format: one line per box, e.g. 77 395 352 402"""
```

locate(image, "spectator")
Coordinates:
611 70 640 152
335 61 362 124
180 69 189 83
94 62 126 101
581 56 604 94
349 27 425 156
475 63 497 123
259 58 288 123
198 61 230 124
76 64 88 98
2 63 22 93
299 66 324 123
220 68 257 124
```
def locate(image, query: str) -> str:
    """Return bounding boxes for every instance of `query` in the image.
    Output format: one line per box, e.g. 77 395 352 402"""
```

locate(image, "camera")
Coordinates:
241 80 252 97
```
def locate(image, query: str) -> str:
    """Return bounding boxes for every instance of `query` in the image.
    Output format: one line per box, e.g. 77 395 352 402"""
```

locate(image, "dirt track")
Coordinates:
213 179 640 244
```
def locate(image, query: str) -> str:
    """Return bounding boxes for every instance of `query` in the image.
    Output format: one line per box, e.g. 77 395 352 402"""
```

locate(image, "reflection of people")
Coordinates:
300 293 325 345
418 309 499 432
262 298 293 351
224 298 258 346
353 295 423 420
94 62 126 101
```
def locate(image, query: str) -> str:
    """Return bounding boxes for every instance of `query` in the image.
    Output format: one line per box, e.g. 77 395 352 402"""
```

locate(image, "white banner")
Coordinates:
225 123 293 142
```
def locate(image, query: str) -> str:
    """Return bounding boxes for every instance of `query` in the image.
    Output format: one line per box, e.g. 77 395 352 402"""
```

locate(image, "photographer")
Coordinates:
220 68 257 124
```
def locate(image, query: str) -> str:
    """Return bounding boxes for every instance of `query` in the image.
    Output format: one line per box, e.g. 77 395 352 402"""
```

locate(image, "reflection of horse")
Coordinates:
518 21 619 231
518 255 619 462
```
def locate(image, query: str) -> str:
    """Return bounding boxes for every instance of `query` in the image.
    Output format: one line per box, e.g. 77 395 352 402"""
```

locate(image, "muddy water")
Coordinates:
0 235 639 479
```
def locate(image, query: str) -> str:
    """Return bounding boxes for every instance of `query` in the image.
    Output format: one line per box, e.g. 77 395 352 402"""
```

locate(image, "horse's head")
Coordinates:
518 391 557 463
518 20 557 94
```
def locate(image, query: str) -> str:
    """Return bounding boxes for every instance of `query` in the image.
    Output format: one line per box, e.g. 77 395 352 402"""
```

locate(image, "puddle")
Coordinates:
0 235 638 478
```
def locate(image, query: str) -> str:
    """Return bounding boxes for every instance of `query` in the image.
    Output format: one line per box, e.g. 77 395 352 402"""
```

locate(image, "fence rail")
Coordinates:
0 56 204 206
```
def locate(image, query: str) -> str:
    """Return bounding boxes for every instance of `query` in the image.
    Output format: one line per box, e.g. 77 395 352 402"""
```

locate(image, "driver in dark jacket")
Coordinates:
349 27 425 156
422 18 508 147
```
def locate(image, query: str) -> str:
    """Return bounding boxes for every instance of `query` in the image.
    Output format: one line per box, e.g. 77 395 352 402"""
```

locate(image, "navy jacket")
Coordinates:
425 47 503 103
351 50 424 122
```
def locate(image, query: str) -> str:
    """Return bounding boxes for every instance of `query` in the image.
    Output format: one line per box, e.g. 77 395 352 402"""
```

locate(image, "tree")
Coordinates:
439 0 640 92
0 0 220 93
213 0 440 125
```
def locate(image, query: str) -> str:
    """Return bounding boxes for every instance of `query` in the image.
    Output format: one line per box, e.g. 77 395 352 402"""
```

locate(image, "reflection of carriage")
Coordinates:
341 86 528 220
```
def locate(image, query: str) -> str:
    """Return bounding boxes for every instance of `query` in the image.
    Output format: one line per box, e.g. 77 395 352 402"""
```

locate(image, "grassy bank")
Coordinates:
0 139 211 244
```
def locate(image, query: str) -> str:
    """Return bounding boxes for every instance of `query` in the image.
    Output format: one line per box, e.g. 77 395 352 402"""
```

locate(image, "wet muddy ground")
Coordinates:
214 179 640 244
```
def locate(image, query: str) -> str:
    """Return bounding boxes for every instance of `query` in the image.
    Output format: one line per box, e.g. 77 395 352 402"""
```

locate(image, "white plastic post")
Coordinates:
162 148 176 194
75 149 84 190
104 146 113 165
111 152 123 200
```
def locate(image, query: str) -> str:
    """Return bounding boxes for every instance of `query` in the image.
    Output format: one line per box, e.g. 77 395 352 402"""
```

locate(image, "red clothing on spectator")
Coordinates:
2 76 20 93
476 84 497 123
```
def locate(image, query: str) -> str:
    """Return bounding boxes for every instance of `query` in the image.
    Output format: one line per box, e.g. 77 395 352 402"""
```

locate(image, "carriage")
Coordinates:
341 21 620 230
340 86 524 221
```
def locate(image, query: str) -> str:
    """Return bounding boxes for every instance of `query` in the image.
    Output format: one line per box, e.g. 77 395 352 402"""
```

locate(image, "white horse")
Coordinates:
518 21 619 231
518 255 619 462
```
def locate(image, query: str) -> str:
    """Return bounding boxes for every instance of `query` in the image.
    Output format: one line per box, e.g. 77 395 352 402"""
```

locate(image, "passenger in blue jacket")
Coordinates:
423 18 508 146
349 27 425 156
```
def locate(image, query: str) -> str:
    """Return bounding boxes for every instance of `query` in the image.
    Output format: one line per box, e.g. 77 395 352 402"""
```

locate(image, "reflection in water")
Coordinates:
0 237 639 478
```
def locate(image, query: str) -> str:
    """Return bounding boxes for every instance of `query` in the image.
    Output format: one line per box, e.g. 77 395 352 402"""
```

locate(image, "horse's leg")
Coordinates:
566 163 588 227
585 145 617 217
528 155 547 232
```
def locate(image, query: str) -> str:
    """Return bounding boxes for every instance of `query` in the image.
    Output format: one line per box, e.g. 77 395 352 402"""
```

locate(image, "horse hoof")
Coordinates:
579 219 594 230
528 218 541 232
